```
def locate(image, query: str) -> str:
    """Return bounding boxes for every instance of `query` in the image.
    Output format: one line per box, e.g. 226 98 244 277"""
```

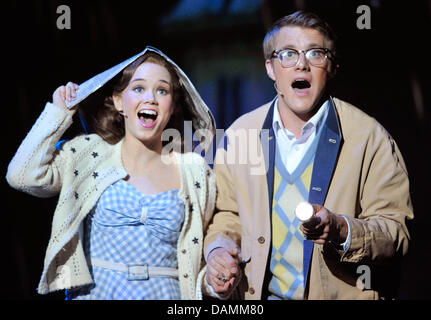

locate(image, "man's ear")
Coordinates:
327 62 339 80
265 59 276 81
112 94 123 112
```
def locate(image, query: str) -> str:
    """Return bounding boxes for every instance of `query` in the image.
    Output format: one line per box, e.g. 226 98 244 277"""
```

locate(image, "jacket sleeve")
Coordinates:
204 145 242 259
340 123 414 264
6 102 73 198
201 144 243 299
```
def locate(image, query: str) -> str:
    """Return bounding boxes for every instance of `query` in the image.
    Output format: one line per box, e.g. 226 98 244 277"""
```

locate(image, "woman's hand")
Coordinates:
206 247 240 294
52 82 79 115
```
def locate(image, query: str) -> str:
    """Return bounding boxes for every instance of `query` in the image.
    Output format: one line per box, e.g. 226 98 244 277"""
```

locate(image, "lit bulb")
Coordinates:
295 202 314 221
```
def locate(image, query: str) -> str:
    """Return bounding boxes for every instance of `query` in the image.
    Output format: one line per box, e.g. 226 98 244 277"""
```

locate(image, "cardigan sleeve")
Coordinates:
6 102 74 198
192 153 218 300
202 160 216 232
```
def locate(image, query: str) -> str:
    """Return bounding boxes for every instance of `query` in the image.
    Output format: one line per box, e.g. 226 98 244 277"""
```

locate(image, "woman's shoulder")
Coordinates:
61 133 107 149
56 133 117 164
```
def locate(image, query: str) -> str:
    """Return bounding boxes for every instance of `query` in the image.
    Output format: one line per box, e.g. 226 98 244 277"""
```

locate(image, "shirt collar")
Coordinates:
272 98 329 139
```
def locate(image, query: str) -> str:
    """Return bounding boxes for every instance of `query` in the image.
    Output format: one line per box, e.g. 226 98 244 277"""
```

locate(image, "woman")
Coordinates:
6 47 216 300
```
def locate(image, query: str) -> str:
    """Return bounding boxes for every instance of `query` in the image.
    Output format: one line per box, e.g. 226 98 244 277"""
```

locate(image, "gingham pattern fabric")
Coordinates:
68 179 184 300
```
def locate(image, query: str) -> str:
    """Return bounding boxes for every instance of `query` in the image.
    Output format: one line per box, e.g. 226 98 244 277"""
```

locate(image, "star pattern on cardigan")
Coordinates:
192 237 199 244
92 172 98 179
194 182 201 189
74 170 78 176
8 89 217 299
71 147 76 153
85 137 90 141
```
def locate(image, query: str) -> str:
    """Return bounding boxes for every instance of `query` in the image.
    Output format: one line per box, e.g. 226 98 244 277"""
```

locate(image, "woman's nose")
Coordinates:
143 90 157 104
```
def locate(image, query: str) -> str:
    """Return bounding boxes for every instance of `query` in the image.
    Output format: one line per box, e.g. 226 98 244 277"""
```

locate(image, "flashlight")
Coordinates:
295 202 315 222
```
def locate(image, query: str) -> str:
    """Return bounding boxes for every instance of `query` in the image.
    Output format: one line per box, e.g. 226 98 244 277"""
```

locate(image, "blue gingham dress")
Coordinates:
67 179 185 300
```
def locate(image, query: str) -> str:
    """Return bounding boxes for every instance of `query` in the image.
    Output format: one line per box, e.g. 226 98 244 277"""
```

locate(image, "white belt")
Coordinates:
89 257 179 281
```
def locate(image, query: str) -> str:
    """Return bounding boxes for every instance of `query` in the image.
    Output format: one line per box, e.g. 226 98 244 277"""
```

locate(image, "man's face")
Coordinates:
266 26 332 119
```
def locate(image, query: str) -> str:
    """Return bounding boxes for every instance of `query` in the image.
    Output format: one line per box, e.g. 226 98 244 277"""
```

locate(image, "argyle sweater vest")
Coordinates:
268 134 321 300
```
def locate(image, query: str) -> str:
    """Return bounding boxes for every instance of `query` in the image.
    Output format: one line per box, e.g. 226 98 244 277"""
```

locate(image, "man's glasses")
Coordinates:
271 48 334 68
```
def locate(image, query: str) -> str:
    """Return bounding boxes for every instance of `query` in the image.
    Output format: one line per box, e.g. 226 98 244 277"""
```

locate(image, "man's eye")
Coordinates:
309 50 324 57
283 50 296 59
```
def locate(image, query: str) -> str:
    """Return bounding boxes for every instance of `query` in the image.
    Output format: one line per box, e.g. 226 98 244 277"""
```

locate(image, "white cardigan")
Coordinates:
6 102 216 299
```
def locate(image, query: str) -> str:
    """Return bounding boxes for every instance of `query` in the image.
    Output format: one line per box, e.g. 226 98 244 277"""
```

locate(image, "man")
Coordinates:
203 11 413 300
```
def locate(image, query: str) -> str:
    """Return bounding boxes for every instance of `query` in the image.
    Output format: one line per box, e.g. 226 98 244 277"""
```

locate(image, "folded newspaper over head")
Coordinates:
64 46 216 151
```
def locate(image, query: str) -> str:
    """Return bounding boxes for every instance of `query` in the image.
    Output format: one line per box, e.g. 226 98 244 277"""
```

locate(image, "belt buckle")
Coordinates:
127 263 149 281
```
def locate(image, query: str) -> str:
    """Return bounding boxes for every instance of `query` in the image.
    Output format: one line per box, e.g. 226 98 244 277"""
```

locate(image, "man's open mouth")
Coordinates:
138 109 158 127
291 78 311 90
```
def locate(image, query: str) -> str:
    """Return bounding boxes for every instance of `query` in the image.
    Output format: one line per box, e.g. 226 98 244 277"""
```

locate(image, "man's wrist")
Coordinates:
332 214 348 244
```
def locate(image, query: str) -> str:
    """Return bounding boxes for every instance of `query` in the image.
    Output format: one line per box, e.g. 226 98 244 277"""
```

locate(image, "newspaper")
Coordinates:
65 48 149 109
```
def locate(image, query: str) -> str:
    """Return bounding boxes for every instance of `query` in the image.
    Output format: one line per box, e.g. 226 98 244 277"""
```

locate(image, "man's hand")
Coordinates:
206 247 240 293
300 204 348 245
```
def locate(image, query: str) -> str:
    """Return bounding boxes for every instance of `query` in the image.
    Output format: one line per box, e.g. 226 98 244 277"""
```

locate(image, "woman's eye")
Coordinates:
157 88 169 95
132 86 169 95
133 86 144 93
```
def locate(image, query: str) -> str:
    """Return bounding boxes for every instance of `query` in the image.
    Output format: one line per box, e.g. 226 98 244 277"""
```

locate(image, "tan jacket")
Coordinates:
204 97 413 300
6 102 216 299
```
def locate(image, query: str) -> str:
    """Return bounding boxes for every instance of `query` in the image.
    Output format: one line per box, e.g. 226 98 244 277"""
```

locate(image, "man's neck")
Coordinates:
278 93 328 138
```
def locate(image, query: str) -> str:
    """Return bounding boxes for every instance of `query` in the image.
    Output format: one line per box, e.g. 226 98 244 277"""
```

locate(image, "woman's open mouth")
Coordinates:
137 109 158 128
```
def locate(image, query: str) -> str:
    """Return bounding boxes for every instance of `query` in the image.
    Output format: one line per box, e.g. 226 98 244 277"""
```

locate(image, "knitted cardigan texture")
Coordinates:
6 102 216 299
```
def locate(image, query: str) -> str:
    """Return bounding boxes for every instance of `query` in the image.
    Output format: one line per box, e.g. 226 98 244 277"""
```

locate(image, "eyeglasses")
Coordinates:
271 48 334 68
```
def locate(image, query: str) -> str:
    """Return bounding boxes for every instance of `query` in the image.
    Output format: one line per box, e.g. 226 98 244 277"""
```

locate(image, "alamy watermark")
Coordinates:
356 265 371 290
56 5 71 30
160 121 269 176
356 5 371 29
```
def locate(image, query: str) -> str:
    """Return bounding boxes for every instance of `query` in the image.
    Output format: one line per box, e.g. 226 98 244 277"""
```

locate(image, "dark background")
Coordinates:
2 0 429 300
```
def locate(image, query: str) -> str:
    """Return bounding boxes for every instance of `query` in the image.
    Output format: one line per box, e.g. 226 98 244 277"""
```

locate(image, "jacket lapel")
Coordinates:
304 97 342 288
259 97 342 295
259 99 276 222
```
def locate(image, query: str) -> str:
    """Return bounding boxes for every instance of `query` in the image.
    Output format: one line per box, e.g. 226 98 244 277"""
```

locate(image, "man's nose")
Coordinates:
295 51 310 71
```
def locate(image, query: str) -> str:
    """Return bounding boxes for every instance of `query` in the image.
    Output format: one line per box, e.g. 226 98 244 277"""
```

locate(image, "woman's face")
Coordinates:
114 61 174 147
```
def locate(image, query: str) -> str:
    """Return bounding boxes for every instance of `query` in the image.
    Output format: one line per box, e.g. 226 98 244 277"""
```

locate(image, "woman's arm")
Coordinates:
6 83 79 197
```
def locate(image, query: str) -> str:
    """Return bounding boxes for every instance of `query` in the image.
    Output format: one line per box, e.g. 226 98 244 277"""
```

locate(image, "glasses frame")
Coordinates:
271 47 334 68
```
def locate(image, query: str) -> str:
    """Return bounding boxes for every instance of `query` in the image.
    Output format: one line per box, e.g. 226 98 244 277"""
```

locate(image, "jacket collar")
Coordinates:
259 95 342 208
261 96 277 132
